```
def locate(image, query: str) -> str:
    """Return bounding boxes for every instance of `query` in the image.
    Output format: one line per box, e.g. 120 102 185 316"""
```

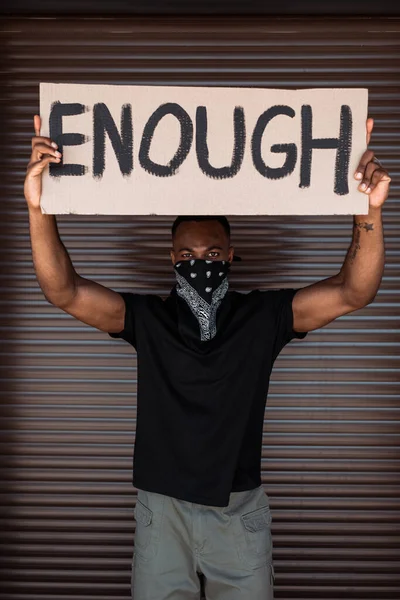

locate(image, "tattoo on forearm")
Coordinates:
349 222 374 262
350 227 361 261
357 222 374 232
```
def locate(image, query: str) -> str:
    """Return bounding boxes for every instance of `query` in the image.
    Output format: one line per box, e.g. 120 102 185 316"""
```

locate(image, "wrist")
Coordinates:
28 203 44 216
354 205 382 221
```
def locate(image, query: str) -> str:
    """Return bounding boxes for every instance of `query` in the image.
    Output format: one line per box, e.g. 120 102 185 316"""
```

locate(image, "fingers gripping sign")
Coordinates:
31 114 62 163
354 117 391 210
24 115 63 210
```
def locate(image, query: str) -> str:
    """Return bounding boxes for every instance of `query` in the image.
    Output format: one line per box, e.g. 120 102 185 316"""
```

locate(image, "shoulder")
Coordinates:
115 291 164 312
225 289 273 315
228 288 301 312
228 288 297 303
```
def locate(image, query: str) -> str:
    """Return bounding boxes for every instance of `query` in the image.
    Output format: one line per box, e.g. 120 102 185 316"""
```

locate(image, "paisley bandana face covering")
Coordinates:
174 259 230 341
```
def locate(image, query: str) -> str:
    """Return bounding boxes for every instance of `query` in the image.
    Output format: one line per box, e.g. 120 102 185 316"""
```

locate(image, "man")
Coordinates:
24 114 390 600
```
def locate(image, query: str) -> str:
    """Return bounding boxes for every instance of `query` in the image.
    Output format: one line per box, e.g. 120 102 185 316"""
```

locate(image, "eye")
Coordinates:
208 251 220 258
181 253 192 258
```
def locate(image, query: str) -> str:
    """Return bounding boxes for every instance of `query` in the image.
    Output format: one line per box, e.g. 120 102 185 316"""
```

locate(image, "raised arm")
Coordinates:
292 118 390 333
25 115 125 334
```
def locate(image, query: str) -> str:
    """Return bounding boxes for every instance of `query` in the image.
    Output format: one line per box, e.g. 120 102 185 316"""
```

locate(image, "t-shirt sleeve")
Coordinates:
108 291 140 348
269 287 308 362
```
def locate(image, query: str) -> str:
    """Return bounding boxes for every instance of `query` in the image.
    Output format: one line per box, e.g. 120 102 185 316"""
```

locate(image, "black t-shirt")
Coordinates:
108 286 307 507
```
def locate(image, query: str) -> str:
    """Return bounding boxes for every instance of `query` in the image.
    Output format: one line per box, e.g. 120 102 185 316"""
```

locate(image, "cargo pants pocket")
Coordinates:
237 504 274 570
133 495 162 561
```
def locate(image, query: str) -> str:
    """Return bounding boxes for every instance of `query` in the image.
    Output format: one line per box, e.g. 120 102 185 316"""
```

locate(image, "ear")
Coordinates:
170 249 176 265
228 246 234 263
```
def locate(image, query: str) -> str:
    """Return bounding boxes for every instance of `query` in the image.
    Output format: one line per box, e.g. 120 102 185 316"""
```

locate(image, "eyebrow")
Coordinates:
177 245 224 253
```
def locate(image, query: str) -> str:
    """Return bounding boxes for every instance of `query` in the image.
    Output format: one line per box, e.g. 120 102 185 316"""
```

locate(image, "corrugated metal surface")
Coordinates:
0 0 400 17
0 15 399 600
2 1 400 14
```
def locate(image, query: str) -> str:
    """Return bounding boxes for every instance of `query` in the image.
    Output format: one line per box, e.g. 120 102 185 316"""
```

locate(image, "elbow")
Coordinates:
346 291 377 310
340 276 381 310
358 297 375 309
41 273 79 308
43 285 77 309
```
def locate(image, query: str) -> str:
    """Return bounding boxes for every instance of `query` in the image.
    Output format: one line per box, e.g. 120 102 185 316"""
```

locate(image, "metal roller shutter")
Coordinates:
0 15 399 600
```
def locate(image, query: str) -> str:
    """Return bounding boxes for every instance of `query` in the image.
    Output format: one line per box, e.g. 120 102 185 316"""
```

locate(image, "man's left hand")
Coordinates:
354 118 391 210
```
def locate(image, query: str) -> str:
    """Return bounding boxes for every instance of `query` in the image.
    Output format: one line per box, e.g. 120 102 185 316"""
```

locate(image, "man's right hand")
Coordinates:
24 114 62 210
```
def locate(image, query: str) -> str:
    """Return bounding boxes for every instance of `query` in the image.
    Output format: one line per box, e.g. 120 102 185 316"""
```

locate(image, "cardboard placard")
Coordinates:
39 83 369 215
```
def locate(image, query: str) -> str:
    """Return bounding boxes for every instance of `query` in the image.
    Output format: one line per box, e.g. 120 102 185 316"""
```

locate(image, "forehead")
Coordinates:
173 220 228 246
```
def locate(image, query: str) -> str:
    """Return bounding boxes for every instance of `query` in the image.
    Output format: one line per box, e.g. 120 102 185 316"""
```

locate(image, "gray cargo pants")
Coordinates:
131 484 275 599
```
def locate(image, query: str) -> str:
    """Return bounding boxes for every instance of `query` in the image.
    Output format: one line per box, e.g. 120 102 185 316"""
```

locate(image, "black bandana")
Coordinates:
173 259 230 342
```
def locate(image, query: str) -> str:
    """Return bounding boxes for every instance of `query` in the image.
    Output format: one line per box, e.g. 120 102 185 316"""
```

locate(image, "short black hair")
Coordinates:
171 215 230 239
